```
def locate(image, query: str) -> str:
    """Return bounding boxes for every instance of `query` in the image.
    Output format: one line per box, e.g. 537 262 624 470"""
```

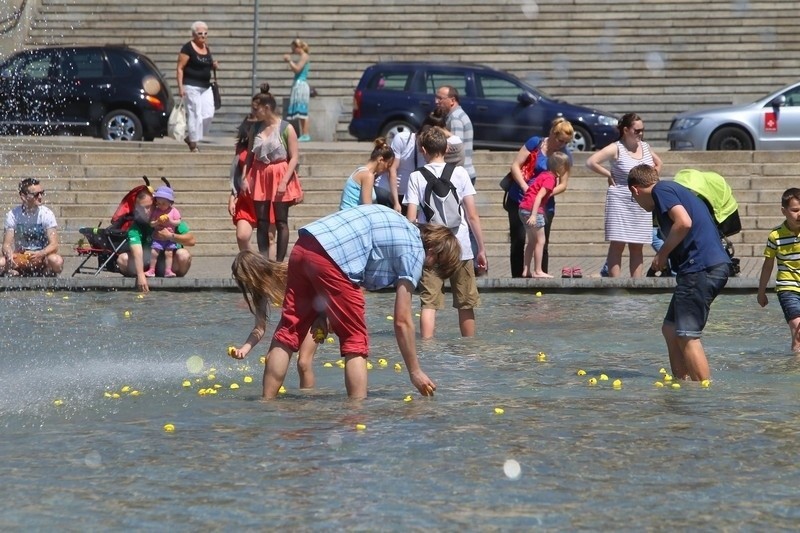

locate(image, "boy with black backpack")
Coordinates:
404 126 488 339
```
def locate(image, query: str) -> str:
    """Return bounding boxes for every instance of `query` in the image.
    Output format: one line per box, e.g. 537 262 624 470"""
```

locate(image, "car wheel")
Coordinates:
568 124 592 152
380 120 416 144
101 110 143 141
708 126 753 151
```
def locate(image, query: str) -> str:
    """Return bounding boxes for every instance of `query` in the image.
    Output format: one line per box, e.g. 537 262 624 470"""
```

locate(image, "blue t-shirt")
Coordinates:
507 136 572 213
652 181 731 274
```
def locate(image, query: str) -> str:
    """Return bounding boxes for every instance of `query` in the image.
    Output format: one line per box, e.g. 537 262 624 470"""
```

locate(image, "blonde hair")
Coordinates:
547 151 571 178
419 224 462 279
550 117 574 140
291 39 309 53
231 251 288 316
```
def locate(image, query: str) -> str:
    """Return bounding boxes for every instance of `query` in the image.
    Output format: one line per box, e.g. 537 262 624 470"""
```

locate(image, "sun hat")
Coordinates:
153 186 175 202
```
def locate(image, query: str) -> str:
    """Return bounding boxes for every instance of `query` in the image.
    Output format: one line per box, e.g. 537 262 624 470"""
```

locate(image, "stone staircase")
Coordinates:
9 0 800 146
0 138 792 274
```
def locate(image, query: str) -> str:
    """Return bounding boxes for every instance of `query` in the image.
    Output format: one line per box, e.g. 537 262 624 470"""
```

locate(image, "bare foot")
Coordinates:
532 272 553 278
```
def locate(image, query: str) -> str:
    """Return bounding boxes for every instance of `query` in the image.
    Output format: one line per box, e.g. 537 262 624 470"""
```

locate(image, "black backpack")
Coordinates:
417 163 463 231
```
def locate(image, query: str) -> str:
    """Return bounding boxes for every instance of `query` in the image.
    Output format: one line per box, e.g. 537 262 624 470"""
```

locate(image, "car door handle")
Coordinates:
476 105 488 111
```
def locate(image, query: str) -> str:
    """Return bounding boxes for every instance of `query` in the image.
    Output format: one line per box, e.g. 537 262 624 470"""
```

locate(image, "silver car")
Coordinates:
668 81 800 150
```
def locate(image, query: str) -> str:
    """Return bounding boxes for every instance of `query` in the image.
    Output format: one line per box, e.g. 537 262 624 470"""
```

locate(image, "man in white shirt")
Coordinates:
1 178 63 276
404 127 488 338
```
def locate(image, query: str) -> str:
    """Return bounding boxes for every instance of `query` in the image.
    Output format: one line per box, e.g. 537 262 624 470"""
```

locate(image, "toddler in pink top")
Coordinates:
146 186 181 278
518 152 571 278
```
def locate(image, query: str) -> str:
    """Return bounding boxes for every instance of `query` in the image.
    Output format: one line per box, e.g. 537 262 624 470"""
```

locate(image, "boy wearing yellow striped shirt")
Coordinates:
758 188 800 352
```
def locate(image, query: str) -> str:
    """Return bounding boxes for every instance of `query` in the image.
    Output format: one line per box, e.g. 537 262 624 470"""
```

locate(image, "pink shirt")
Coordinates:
518 171 557 214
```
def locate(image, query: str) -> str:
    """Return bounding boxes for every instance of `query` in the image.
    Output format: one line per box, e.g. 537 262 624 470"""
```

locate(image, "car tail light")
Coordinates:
145 95 165 112
352 89 362 119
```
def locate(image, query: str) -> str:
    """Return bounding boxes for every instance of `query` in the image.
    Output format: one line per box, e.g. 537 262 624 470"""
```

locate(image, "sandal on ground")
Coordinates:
571 267 583 278
561 267 572 278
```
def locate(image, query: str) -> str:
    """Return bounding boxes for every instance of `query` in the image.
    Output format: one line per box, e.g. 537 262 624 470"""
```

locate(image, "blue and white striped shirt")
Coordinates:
299 204 425 290
446 106 475 182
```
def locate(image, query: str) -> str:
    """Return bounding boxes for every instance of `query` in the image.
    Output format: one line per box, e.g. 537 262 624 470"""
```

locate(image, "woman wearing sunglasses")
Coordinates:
586 113 663 278
176 21 219 152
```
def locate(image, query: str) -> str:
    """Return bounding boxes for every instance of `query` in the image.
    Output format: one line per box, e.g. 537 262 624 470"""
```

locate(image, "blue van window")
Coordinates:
476 74 520 102
370 72 409 91
423 72 466 96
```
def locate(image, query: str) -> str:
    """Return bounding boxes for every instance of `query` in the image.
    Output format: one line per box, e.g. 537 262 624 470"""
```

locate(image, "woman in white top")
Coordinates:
586 113 663 277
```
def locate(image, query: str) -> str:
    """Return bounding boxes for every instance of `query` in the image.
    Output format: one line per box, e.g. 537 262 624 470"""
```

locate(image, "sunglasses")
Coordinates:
25 191 45 198
633 128 645 135
196 32 208 36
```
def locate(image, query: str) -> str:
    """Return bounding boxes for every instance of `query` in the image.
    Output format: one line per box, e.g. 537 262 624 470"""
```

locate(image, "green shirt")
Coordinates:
127 220 190 247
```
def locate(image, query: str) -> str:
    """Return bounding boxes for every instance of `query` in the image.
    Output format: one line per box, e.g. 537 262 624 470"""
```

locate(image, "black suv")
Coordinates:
349 61 619 151
0 45 172 141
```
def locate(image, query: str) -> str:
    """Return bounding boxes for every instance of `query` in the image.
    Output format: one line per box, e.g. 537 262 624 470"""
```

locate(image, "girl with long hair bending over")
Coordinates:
241 91 302 261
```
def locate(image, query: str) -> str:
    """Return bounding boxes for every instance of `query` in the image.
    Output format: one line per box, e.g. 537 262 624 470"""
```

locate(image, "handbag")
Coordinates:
211 69 221 110
499 143 540 191
167 98 186 142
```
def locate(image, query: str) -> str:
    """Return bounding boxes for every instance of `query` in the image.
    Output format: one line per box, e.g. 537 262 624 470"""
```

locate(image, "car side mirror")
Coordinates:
772 95 786 107
518 92 537 106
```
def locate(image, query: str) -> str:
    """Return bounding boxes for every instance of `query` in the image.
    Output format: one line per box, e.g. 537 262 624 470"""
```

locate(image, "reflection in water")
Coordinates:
0 290 797 529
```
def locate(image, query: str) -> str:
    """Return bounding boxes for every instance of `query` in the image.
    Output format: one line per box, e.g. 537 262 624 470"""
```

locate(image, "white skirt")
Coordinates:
604 185 652 244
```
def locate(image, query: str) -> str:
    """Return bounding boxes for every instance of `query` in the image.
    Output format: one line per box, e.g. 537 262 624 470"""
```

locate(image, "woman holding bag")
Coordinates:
504 118 574 277
176 21 218 152
241 90 302 261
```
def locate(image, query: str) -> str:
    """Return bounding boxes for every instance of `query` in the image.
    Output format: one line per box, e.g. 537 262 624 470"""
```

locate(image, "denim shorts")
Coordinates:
664 263 729 337
777 290 800 322
518 209 545 228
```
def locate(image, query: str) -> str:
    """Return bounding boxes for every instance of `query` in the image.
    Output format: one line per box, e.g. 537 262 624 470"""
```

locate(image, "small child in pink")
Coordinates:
146 186 181 278
518 152 571 278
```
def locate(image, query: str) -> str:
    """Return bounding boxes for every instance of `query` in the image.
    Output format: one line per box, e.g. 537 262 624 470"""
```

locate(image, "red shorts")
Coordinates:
272 234 369 357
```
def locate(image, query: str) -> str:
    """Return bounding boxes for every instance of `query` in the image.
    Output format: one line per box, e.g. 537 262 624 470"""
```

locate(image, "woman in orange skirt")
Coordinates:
242 90 302 261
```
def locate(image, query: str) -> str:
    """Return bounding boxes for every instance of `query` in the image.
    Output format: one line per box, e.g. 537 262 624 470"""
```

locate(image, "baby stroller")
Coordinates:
71 176 169 276
673 168 742 276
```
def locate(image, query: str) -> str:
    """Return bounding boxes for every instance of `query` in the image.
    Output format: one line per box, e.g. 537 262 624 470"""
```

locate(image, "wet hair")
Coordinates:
549 117 574 140
547 151 571 178
231 251 288 317
18 178 40 195
369 137 394 162
781 187 800 208
291 39 310 53
191 21 207 34
627 164 659 188
419 224 462 280
617 113 642 137
418 126 448 157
